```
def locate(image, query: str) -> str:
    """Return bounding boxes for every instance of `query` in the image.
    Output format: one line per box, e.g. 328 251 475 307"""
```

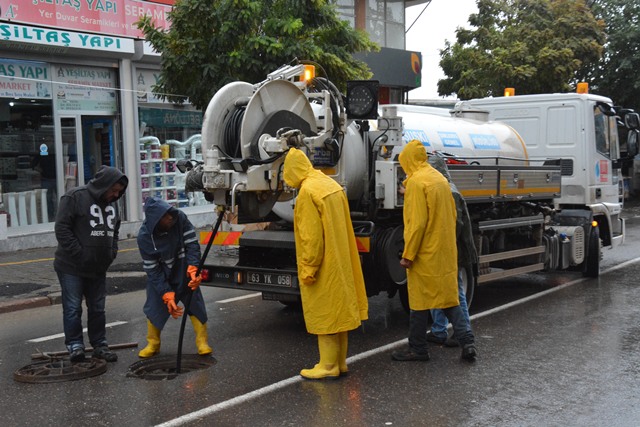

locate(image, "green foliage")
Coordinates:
438 0 605 99
137 0 377 110
589 0 640 112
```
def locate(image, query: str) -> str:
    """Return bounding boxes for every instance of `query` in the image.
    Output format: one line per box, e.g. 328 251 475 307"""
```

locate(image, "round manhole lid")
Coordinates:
127 354 216 380
14 358 107 383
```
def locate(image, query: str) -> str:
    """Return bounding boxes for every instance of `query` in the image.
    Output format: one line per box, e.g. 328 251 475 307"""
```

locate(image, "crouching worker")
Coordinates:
283 148 368 380
137 197 212 358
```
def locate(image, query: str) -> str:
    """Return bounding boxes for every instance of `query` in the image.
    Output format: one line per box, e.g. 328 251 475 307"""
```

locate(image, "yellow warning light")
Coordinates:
301 65 315 83
504 87 515 97
591 220 598 228
577 82 589 94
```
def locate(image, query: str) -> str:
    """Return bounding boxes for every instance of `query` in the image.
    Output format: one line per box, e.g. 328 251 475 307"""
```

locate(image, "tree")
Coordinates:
588 0 640 112
137 0 377 110
438 0 605 99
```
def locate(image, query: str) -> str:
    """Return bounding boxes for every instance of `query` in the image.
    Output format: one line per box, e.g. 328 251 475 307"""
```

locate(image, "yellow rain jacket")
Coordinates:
399 140 459 310
283 148 368 334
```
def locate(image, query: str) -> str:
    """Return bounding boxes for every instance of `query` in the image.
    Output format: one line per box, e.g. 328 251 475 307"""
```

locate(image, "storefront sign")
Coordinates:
53 64 118 112
135 68 164 103
139 108 202 128
0 0 171 39
0 23 134 53
0 59 52 98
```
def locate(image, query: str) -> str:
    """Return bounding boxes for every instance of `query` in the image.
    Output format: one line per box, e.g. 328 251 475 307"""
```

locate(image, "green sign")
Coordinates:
139 108 202 128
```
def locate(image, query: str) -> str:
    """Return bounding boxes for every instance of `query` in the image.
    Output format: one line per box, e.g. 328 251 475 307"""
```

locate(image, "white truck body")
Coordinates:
185 66 628 308
454 94 625 250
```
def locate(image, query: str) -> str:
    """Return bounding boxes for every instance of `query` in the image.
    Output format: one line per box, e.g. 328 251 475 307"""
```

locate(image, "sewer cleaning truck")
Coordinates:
182 64 638 310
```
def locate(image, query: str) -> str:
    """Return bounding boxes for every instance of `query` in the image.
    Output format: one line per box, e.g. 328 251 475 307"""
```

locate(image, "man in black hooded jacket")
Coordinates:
54 165 128 363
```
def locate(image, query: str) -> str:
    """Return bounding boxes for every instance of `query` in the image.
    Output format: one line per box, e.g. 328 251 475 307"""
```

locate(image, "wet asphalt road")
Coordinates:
1 206 640 426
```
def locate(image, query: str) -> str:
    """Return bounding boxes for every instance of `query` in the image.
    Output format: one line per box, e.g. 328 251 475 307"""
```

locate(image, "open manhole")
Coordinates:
127 355 216 380
14 358 107 383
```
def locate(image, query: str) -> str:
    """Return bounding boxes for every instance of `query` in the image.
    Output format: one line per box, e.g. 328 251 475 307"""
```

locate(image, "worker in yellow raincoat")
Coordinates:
391 140 477 362
283 147 369 379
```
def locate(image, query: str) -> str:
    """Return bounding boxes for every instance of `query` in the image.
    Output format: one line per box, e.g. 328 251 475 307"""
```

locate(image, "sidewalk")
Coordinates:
0 237 146 314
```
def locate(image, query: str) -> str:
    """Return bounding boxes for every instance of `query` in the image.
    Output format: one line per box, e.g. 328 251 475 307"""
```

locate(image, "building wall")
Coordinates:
0 0 423 250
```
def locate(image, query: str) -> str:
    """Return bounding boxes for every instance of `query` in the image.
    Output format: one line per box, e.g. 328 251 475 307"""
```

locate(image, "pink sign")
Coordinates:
0 0 172 39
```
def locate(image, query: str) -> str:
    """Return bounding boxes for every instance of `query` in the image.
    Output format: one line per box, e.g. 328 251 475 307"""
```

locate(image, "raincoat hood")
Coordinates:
143 197 177 234
283 148 312 189
87 165 128 202
398 139 428 182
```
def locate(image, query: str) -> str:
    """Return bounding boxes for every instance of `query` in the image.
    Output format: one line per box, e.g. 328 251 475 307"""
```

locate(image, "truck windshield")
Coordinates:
594 107 620 159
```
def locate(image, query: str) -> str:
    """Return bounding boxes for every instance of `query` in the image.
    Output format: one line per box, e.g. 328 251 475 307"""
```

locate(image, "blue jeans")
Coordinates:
57 271 108 352
430 268 471 339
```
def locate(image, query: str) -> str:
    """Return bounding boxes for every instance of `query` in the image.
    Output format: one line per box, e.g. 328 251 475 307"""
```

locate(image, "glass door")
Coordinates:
57 116 84 193
81 117 116 182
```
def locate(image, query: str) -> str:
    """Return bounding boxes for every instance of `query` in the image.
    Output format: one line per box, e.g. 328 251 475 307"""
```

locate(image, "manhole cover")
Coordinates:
14 358 107 383
127 354 216 380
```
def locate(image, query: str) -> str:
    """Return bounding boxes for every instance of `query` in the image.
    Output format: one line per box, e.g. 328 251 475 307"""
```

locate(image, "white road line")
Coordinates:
154 257 640 427
27 321 128 343
216 292 261 304
107 271 146 278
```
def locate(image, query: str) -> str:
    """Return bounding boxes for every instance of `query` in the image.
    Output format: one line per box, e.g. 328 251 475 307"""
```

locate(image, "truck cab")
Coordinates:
454 93 629 250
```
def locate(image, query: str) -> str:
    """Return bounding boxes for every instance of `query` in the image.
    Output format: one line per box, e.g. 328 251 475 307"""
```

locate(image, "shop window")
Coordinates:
0 98 56 227
138 107 208 208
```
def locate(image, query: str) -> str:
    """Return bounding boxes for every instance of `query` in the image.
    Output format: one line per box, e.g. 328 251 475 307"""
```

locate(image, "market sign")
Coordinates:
53 65 118 113
135 68 164 103
0 59 51 99
0 23 134 54
0 0 171 39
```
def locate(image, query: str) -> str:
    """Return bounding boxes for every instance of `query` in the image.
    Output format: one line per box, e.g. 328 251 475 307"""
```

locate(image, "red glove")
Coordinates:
162 292 183 318
187 265 202 290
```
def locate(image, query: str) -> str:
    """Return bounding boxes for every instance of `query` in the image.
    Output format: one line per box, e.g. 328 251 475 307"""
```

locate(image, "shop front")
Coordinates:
0 31 213 249
0 56 126 230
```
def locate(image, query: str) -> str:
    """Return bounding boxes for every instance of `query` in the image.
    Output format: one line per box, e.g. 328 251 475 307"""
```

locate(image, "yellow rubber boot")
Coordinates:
190 316 213 355
300 334 340 380
138 319 161 358
338 331 349 375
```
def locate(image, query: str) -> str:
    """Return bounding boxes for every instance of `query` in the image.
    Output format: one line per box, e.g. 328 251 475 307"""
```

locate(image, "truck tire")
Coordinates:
397 264 475 314
460 264 475 309
398 284 409 314
583 227 601 278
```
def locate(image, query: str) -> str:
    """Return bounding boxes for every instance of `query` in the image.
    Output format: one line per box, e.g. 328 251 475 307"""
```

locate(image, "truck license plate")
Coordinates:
246 272 292 287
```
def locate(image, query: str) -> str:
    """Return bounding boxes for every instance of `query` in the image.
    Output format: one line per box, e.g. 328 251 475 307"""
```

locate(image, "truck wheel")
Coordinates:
460 264 475 309
398 284 409 313
583 227 601 278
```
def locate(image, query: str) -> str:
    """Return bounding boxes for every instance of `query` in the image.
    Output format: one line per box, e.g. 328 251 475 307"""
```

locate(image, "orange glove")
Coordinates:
187 265 202 290
162 292 183 318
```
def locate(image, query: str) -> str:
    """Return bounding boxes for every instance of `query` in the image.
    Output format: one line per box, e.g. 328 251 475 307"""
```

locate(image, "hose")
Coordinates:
176 208 226 373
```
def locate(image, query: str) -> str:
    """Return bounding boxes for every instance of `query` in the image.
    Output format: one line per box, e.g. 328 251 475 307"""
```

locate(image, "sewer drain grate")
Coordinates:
14 358 108 383
126 355 216 380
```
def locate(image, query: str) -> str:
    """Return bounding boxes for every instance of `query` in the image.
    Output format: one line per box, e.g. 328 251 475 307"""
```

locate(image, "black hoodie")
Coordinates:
54 166 128 277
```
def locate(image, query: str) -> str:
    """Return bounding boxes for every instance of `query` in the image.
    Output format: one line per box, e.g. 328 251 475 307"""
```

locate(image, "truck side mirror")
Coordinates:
628 130 639 158
625 112 640 130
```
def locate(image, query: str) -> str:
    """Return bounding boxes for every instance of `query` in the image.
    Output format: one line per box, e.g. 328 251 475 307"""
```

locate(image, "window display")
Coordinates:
0 98 56 227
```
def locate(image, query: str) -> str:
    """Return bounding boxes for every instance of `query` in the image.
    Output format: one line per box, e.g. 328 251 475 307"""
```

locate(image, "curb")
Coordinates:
0 296 52 314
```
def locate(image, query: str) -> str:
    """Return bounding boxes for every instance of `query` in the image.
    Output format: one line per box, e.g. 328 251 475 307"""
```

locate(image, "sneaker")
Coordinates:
69 348 85 363
427 331 460 348
391 348 430 361
92 345 118 362
461 343 477 362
